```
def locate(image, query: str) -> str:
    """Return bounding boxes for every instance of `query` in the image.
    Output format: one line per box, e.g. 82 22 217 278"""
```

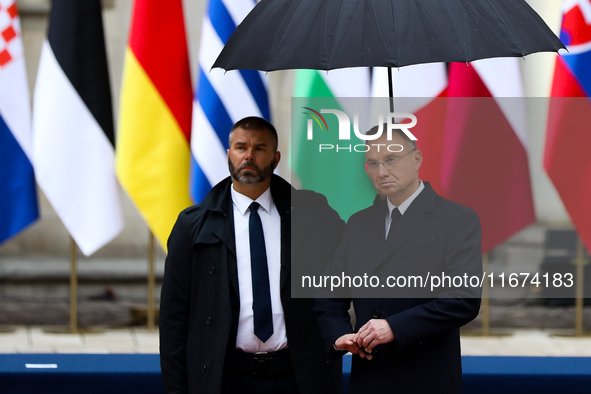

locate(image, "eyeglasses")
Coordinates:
364 148 417 173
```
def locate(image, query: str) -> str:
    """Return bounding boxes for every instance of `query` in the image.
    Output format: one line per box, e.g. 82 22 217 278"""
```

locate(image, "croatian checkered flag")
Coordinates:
190 0 271 203
0 0 39 245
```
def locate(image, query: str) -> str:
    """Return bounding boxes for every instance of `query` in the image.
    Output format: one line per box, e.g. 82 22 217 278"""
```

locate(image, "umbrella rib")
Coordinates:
333 0 344 33
266 0 307 71
390 0 400 66
433 0 468 61
486 0 563 57
327 0 345 69
369 0 396 66
405 0 434 67
269 3 298 71
481 0 523 57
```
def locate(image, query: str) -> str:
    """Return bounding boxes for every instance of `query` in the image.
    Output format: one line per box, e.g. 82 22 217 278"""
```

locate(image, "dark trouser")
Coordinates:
227 349 299 394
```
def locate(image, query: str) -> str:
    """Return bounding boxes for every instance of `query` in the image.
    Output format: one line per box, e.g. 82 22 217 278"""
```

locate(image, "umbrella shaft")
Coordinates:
388 67 394 112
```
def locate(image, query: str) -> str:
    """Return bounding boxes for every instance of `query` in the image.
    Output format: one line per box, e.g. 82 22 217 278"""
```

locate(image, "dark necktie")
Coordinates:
386 207 402 241
249 202 273 342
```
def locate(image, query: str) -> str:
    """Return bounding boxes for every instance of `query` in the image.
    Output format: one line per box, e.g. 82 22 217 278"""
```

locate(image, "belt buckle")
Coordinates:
253 352 271 375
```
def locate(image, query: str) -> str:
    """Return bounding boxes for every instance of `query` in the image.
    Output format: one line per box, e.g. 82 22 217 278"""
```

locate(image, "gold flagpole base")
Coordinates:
130 305 160 327
481 253 491 336
460 253 513 337
549 330 591 338
553 236 590 337
43 237 104 334
43 326 105 334
460 327 513 337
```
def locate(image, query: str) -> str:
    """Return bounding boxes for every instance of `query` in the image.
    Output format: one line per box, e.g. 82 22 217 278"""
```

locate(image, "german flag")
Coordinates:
116 0 193 250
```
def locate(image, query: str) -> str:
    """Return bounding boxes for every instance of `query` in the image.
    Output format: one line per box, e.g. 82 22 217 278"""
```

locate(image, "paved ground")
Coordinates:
2 300 591 329
1 301 591 356
0 326 159 354
2 325 591 356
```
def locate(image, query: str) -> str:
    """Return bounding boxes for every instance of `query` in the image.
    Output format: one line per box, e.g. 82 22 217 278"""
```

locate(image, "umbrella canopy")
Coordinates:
213 0 564 72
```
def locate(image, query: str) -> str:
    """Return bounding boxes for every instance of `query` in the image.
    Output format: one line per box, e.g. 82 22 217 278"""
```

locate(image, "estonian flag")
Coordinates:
32 0 123 256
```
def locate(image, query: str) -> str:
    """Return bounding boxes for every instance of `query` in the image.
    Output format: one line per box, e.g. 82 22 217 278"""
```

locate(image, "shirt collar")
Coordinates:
231 183 273 216
387 180 424 216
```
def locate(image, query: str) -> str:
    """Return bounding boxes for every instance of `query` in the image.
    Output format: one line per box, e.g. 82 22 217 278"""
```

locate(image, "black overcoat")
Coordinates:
160 175 345 394
315 182 482 394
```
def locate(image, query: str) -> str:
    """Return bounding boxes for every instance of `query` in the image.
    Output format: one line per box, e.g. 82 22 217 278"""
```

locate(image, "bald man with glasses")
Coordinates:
314 125 483 394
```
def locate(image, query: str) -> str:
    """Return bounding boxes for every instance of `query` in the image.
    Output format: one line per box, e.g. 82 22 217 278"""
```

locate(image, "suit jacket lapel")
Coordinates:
364 201 389 263
267 175 293 292
196 198 239 292
368 185 436 273
222 200 239 292
377 209 427 263
211 211 236 255
195 176 237 266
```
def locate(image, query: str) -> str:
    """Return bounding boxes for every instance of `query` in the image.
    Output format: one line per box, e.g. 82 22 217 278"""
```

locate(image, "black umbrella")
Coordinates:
213 0 564 85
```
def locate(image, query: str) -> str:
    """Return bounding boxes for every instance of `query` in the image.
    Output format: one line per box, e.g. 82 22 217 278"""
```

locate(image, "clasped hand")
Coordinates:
334 319 395 361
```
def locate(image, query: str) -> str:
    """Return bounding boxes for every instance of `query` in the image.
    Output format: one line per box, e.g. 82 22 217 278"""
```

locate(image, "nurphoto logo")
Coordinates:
302 108 418 153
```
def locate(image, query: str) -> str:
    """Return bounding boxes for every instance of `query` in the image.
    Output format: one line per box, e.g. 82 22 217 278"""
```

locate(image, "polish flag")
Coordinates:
443 60 535 253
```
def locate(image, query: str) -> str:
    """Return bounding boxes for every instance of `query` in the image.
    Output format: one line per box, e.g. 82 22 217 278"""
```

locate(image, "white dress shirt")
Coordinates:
231 184 287 352
385 180 425 238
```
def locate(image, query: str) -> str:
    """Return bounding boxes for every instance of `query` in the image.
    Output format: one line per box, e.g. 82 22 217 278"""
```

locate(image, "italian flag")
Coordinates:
293 68 374 221
116 0 193 250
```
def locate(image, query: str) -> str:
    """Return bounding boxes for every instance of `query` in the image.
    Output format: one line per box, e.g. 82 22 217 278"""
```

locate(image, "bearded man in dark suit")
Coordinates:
160 116 345 394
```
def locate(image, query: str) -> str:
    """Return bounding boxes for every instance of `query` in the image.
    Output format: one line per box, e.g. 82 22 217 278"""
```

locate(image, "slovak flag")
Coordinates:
544 0 591 252
0 0 39 245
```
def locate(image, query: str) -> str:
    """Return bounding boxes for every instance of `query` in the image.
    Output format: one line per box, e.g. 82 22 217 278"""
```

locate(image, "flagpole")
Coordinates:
481 252 490 336
147 231 156 331
575 236 586 336
70 236 78 333
45 236 99 334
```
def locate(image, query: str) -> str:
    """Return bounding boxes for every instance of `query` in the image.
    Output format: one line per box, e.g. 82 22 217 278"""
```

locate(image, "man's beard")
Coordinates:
228 157 276 185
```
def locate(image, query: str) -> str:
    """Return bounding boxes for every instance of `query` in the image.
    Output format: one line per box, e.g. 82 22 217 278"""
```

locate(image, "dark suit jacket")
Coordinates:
315 182 482 394
160 175 345 394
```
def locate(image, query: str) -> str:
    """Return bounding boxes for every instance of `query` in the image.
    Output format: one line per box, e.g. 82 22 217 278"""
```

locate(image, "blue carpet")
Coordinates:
1 354 591 394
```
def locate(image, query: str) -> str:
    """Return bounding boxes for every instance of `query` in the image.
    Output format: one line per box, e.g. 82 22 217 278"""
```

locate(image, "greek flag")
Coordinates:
191 0 270 203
